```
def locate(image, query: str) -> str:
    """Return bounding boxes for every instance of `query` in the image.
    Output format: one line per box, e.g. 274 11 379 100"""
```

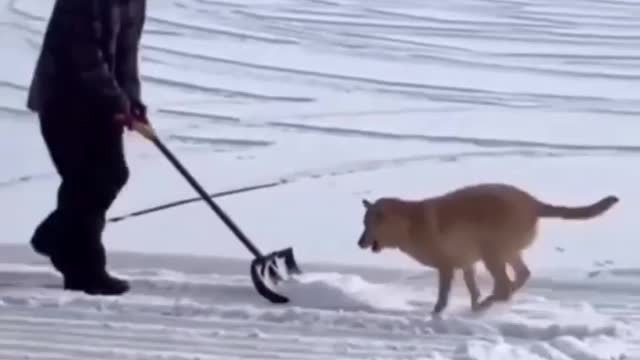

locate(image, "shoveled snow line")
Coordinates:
0 79 27 90
0 334 436 360
373 5 638 30
141 74 314 102
146 15 300 45
156 108 241 123
0 339 268 360
194 0 249 9
0 351 74 360
0 105 29 116
364 7 552 28
105 149 597 223
0 317 431 351
409 52 640 80
0 172 54 188
142 43 636 108
0 325 410 359
237 8 638 46
8 0 46 21
139 44 510 97
274 149 622 186
107 144 632 224
160 107 640 153
0 299 436 336
269 121 640 152
107 181 282 223
235 9 529 34
0 310 466 349
518 9 638 26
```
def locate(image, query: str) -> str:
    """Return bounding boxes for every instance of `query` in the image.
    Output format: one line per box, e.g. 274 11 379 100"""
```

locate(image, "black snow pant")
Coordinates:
31 103 129 283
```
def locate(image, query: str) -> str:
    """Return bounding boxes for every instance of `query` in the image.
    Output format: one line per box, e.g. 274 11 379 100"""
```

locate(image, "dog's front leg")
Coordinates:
432 267 454 315
463 265 481 311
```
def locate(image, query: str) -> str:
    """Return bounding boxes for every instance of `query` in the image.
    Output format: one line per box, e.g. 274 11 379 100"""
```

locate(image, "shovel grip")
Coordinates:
132 121 157 140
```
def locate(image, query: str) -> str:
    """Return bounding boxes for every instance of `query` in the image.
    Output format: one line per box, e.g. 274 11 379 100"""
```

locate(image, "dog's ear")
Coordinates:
362 199 372 209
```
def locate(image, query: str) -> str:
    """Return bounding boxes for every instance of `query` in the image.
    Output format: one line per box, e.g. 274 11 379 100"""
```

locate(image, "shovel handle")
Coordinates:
131 120 265 259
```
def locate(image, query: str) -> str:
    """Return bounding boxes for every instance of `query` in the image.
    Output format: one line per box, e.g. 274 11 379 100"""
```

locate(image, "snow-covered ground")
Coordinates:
2 0 640 358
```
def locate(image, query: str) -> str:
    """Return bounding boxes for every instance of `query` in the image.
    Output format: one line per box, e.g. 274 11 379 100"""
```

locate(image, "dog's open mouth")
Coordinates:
371 241 381 253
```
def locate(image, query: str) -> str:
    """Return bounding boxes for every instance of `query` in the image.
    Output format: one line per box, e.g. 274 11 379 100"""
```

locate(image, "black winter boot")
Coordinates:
64 272 130 296
30 211 60 257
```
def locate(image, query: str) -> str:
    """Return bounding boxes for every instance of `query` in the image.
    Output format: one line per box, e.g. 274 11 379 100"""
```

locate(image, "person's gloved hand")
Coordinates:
114 113 137 130
114 99 148 130
130 99 148 123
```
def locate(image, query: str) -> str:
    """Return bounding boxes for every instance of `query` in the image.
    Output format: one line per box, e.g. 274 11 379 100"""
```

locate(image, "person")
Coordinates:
25 0 148 295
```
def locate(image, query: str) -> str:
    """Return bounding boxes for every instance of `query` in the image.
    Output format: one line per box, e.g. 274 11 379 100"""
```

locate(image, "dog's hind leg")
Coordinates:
474 255 511 312
508 253 530 293
432 266 454 315
462 265 481 311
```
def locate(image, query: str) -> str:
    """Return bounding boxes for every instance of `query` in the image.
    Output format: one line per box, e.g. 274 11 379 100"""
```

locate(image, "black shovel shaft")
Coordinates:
150 136 264 259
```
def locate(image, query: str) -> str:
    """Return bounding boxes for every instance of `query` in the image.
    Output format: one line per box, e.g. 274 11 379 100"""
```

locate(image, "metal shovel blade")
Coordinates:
249 247 302 304
275 247 302 275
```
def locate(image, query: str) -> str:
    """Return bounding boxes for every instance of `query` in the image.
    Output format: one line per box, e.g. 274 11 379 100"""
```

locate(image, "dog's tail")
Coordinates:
537 195 619 220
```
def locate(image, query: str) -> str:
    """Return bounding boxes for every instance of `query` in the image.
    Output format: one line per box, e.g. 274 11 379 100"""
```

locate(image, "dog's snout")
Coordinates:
357 231 368 248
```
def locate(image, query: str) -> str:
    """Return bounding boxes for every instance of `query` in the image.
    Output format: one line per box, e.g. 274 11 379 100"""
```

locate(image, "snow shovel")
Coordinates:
131 121 302 304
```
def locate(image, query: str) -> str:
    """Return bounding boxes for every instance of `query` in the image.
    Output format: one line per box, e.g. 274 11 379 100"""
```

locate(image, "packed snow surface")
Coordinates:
2 0 640 358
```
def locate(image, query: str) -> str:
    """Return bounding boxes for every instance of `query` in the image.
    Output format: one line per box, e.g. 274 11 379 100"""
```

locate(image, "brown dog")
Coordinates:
357 183 618 315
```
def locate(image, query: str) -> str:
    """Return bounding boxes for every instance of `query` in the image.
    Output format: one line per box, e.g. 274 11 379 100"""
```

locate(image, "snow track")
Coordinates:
0 247 637 360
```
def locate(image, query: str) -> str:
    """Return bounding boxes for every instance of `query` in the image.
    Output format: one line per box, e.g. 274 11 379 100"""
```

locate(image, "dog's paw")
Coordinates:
430 310 444 320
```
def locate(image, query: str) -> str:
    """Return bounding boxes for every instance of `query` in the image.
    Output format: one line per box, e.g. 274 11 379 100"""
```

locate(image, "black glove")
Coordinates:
130 99 147 122
115 99 148 130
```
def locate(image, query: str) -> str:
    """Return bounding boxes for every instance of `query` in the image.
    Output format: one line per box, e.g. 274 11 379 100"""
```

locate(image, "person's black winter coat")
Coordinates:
27 0 146 118
27 0 147 296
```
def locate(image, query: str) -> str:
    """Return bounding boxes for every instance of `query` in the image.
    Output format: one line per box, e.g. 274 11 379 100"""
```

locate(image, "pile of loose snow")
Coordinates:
280 271 417 312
